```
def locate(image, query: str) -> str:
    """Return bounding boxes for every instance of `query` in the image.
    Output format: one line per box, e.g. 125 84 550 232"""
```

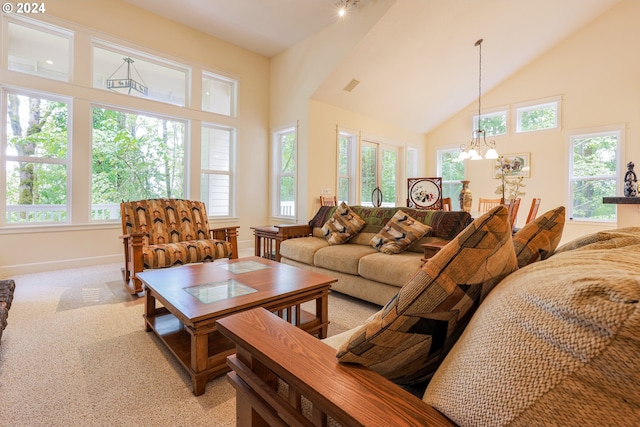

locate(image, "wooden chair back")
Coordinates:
478 197 501 213
320 195 337 206
442 197 452 211
526 197 542 224
504 198 521 229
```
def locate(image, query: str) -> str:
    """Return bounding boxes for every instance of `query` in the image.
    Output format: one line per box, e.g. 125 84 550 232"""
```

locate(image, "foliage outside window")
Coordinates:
438 149 465 209
91 107 185 220
4 91 69 224
473 110 507 137
569 130 619 221
273 127 296 217
516 101 558 133
201 125 235 216
381 149 397 206
360 141 397 207
338 132 356 204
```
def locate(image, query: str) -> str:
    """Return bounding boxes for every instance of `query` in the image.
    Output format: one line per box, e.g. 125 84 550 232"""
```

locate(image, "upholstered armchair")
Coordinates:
120 198 238 295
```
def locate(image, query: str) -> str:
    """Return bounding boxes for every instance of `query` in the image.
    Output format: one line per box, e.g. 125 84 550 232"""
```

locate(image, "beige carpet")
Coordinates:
0 262 379 427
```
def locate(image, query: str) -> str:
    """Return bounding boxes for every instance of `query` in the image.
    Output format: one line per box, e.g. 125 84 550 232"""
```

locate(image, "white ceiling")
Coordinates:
124 0 622 134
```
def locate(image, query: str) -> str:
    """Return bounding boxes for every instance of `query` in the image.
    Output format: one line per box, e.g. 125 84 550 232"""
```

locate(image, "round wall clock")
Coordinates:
408 177 442 209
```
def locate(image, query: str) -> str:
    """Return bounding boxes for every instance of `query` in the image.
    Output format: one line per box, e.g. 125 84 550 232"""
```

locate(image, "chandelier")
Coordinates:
458 39 498 161
336 0 359 17
106 57 148 96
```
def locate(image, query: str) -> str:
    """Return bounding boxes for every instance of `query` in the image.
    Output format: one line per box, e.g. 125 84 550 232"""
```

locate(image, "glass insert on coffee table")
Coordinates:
137 256 336 396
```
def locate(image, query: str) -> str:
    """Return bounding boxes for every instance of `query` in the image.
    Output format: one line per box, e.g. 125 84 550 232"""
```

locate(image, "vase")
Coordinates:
459 180 473 213
623 161 637 197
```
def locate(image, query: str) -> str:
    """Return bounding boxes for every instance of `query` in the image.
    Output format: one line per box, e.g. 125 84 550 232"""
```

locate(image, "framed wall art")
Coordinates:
493 153 531 178
407 177 442 210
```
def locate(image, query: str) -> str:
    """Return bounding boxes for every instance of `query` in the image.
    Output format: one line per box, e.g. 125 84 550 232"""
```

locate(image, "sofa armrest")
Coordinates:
210 226 240 259
217 307 455 427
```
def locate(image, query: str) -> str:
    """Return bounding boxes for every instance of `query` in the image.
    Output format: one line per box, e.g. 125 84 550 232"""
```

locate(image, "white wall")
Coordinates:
0 0 270 276
425 0 640 243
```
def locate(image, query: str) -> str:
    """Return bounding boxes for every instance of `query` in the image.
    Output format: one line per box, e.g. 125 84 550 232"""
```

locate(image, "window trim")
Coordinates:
271 123 298 220
337 128 357 204
202 71 238 118
567 125 623 223
472 107 508 137
514 95 562 133
201 123 236 218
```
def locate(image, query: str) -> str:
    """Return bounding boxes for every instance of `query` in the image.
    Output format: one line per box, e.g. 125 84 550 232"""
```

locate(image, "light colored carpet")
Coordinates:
0 262 379 427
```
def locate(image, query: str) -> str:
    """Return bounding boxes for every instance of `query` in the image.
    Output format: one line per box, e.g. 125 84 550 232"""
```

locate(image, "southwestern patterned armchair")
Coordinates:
120 198 239 295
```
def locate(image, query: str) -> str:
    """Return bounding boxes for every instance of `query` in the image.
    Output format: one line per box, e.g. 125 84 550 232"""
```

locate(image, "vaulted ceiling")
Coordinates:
125 0 621 134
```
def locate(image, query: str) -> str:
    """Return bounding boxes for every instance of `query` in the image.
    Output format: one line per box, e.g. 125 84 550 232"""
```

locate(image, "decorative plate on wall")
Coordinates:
407 177 443 210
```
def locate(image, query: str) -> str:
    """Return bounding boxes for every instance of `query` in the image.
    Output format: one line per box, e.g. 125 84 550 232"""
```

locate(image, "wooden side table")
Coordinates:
421 240 449 264
251 224 312 262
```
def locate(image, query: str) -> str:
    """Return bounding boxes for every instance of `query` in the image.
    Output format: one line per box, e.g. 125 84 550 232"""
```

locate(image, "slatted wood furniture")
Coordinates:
320 195 337 206
477 197 501 212
526 197 542 223
217 308 455 427
138 257 336 396
0 279 15 344
504 197 522 230
120 198 239 295
442 197 452 211
251 224 313 262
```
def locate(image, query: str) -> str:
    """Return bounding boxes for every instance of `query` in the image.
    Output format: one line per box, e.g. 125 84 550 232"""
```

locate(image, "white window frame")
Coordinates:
515 96 561 133
568 127 622 223
337 129 357 204
201 124 236 217
473 108 508 137
437 147 466 210
202 71 238 118
271 124 297 219
1 87 72 225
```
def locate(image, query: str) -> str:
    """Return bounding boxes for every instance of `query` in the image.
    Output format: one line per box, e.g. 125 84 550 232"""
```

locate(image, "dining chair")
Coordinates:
320 195 337 206
478 197 501 213
442 197 452 211
525 197 542 224
504 198 521 230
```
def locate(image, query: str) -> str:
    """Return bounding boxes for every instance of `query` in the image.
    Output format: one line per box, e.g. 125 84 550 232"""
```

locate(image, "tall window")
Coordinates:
407 147 418 179
338 131 356 204
3 90 70 224
473 110 507 136
201 125 235 216
273 126 296 218
437 148 465 209
91 107 185 220
569 129 620 221
516 100 559 133
360 140 398 207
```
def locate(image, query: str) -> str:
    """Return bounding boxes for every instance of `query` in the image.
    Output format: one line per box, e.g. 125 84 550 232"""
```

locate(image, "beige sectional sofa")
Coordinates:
279 205 472 306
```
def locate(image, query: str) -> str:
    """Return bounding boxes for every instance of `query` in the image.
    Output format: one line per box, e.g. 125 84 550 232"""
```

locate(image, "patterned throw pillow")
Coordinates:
321 202 366 245
370 209 432 254
512 206 565 267
336 205 518 385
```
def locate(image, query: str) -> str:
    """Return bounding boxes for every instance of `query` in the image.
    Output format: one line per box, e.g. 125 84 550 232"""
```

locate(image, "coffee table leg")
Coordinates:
144 288 155 332
317 291 329 339
191 332 209 396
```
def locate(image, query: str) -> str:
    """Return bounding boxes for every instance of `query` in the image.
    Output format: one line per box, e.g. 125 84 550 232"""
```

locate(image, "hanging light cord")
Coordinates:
475 38 483 127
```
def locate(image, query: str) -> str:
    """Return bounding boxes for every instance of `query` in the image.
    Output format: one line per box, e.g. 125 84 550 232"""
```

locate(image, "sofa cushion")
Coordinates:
314 244 377 275
553 226 640 254
143 239 233 269
370 210 431 254
358 251 424 287
278 236 329 266
336 205 518 385
321 202 366 245
512 206 565 267
423 230 640 426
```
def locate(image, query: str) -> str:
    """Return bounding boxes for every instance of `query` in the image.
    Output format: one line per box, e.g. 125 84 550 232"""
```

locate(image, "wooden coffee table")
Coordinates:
137 257 336 396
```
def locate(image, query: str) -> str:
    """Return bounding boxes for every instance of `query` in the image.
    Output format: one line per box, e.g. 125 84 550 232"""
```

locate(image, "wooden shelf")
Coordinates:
603 197 640 204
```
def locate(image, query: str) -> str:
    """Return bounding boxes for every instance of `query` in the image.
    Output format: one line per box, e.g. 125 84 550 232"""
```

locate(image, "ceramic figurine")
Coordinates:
623 161 637 197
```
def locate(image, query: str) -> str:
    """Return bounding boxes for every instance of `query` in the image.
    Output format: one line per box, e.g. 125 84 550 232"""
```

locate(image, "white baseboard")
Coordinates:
0 254 122 278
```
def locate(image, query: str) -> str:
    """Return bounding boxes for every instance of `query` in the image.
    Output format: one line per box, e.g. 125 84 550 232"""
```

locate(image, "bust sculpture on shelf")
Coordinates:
623 161 637 197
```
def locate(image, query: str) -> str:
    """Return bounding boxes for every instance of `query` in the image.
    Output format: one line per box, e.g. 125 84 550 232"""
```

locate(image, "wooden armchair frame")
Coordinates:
119 200 239 295
217 308 455 427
